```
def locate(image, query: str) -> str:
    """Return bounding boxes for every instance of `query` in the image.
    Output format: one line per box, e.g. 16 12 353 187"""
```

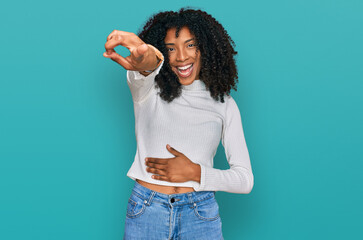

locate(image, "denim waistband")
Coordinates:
131 181 215 207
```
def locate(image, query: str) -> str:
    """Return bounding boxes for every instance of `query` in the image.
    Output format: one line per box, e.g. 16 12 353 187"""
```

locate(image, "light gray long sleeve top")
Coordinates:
126 60 254 194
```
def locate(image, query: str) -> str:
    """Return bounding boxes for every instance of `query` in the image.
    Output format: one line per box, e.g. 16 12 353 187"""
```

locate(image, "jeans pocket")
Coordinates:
193 196 220 221
126 192 146 219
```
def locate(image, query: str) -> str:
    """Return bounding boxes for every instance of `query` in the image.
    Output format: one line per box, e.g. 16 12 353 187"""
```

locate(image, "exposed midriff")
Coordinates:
136 179 195 194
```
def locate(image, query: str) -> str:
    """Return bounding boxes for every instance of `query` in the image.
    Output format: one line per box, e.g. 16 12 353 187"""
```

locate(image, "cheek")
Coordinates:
167 61 174 70
195 53 201 66
195 61 202 76
195 57 202 69
168 56 176 67
170 65 178 75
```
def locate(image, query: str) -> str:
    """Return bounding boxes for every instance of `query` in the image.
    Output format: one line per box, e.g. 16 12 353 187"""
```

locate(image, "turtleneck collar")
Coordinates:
181 80 207 91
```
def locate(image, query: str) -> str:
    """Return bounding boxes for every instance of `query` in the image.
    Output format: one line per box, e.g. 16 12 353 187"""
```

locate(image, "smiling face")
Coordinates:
164 27 202 85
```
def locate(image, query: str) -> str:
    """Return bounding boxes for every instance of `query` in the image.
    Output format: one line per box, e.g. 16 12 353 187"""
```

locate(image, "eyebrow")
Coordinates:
165 38 195 46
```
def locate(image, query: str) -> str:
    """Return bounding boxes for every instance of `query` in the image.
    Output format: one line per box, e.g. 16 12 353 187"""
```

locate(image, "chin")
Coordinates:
173 72 196 85
178 78 195 85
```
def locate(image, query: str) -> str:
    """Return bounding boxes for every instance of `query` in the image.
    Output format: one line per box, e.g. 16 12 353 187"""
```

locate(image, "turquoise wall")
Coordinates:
1 0 362 239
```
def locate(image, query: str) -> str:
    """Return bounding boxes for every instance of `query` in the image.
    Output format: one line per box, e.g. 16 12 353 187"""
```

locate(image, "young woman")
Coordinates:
103 8 254 240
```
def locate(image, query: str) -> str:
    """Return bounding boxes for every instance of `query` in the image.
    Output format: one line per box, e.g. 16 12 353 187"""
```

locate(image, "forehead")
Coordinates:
164 26 195 42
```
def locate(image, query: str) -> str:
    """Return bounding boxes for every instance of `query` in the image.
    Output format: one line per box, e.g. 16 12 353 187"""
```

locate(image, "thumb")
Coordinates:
166 144 182 156
132 43 148 62
103 49 116 58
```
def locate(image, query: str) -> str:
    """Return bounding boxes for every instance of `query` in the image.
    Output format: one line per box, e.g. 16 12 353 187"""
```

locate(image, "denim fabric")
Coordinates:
124 181 224 240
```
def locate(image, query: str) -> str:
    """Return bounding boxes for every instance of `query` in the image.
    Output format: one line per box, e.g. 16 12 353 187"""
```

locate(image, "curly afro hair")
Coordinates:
138 8 238 103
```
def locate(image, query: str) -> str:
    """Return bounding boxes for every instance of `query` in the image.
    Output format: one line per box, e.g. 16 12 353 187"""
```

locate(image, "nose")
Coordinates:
176 49 188 62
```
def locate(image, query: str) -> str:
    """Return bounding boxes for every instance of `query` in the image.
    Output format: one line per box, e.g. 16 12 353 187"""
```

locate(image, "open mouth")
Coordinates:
176 63 194 78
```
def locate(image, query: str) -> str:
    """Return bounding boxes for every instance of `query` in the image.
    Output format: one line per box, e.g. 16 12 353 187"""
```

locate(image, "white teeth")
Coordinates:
177 64 192 70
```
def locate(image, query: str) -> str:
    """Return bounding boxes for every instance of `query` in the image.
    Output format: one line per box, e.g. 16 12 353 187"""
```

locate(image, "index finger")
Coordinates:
104 35 126 53
146 158 169 165
107 30 127 41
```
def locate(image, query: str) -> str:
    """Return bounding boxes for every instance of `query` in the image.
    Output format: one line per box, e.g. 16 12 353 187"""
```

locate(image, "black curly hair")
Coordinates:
138 8 238 103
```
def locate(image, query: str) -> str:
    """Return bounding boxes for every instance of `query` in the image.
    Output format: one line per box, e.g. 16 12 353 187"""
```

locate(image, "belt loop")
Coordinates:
145 191 155 206
187 192 195 208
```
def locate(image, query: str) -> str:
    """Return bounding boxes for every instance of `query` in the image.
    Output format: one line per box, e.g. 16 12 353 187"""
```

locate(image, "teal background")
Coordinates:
1 0 362 239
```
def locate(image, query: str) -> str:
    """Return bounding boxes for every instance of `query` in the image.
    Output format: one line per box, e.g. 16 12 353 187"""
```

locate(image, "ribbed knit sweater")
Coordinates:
126 60 254 194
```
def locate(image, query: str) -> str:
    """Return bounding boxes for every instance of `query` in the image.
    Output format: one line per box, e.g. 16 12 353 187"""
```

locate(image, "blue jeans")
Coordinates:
124 181 224 240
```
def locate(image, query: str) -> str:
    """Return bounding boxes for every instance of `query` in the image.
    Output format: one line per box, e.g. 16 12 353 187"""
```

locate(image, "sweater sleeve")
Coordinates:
126 49 164 103
193 97 254 194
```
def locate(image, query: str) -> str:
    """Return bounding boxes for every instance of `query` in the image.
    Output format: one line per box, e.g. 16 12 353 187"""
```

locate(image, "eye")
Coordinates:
187 43 195 48
167 47 175 52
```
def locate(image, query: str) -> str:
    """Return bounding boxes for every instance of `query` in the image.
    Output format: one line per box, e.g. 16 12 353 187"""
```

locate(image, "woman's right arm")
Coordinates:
103 30 164 102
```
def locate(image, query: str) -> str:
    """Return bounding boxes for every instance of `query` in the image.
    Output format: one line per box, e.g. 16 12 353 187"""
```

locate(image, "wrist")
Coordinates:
143 57 161 73
191 163 201 183
143 44 163 73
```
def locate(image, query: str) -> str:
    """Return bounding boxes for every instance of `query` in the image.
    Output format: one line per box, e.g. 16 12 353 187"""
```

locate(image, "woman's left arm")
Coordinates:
193 97 254 194
145 97 254 194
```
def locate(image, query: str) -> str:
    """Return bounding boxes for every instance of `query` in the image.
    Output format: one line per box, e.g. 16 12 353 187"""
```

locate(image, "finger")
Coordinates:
104 51 134 70
105 35 125 54
107 30 118 41
106 30 127 41
131 43 148 62
146 158 169 165
152 175 168 181
106 32 144 51
145 161 167 170
103 49 116 57
146 167 166 176
166 144 183 157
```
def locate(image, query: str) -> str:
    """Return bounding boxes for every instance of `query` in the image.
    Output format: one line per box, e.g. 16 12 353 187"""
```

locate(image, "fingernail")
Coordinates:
145 158 148 161
167 144 170 148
